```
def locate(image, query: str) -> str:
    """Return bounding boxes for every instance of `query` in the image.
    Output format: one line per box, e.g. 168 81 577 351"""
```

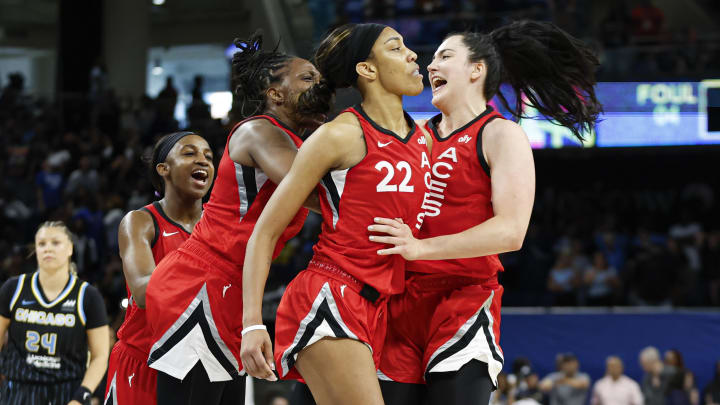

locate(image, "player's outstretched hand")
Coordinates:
240 329 277 381
368 217 423 260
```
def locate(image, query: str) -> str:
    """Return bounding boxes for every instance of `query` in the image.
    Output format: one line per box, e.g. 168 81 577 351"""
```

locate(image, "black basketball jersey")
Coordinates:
0 271 107 383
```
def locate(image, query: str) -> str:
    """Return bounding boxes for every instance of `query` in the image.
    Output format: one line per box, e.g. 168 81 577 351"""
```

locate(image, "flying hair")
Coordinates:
452 20 602 141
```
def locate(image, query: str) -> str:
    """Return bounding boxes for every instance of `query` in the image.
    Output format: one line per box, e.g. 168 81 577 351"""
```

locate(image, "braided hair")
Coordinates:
231 30 292 119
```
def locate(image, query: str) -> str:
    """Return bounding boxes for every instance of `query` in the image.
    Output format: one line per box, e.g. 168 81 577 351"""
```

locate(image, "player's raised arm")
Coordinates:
229 118 321 213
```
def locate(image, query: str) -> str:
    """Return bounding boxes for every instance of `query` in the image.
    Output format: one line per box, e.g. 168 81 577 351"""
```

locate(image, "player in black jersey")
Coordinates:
0 221 109 405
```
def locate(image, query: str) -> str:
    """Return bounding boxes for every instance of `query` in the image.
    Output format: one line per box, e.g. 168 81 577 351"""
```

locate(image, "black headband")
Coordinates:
157 131 195 164
343 23 387 86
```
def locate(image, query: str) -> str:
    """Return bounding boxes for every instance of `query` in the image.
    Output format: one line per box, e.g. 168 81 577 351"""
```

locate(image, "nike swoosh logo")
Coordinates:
21 300 35 305
162 231 179 237
377 141 393 148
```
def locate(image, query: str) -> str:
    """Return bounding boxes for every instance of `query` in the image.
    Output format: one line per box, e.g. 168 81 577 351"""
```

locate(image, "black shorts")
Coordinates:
0 379 81 405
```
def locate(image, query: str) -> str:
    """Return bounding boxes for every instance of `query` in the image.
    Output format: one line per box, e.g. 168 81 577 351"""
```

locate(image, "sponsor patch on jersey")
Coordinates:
61 299 76 310
457 134 472 143
26 354 61 369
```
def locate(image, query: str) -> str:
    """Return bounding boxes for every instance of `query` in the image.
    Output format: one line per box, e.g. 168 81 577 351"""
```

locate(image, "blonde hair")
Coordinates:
640 346 660 362
35 221 78 274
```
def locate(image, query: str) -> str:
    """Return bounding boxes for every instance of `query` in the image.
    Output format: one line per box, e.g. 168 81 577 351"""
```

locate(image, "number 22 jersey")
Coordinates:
311 104 429 295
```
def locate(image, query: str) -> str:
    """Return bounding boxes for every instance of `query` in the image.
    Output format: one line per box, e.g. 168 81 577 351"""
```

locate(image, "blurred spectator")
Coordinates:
1 245 33 280
308 0 337 41
704 361 720 405
65 155 100 197
583 252 620 306
547 251 581 305
491 372 517 405
509 357 533 393
0 72 25 116
702 231 720 305
186 75 212 129
95 88 121 137
263 390 289 405
70 216 99 280
632 51 660 77
667 370 700 405
590 356 643 405
516 370 544 405
595 231 628 273
102 194 126 253
599 0 631 48
89 59 108 100
157 76 178 111
629 238 685 306
630 0 665 38
669 212 703 272
3 162 35 223
663 350 699 405
34 158 65 213
541 353 590 405
639 346 673 405
500 223 554 306
154 77 180 134
665 349 685 376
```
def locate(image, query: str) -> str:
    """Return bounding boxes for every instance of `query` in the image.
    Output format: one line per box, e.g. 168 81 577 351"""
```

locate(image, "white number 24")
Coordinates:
375 161 414 192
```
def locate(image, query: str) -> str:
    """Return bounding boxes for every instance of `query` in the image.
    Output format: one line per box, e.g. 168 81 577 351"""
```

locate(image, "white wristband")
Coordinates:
241 324 267 336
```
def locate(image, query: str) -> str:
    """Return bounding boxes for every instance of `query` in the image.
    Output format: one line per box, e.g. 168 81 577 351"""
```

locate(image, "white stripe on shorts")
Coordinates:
425 290 504 386
280 282 363 377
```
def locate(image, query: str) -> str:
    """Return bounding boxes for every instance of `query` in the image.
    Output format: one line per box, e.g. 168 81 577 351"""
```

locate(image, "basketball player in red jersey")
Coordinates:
241 24 428 405
369 21 603 405
143 31 329 405
104 131 215 405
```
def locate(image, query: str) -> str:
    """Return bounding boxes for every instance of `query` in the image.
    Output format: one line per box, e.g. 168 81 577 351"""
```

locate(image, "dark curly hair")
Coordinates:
231 30 292 119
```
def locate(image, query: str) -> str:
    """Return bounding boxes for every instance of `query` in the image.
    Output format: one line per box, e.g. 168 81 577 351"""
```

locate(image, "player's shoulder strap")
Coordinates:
475 108 504 178
8 273 28 312
140 203 160 248
76 280 90 327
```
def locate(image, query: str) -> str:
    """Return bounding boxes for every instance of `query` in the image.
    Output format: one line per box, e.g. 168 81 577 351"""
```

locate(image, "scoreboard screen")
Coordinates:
404 80 720 149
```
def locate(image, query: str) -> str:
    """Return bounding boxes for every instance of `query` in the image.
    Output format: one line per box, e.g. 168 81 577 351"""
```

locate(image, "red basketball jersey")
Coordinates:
409 107 505 279
117 201 191 355
311 105 429 295
190 114 308 266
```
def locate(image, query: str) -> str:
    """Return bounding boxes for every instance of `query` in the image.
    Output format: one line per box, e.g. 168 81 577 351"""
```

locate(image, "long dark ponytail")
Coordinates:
457 20 602 141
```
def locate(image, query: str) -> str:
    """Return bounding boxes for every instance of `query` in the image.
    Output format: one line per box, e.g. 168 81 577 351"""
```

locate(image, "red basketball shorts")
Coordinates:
378 273 504 386
104 340 157 405
274 261 389 381
145 239 244 382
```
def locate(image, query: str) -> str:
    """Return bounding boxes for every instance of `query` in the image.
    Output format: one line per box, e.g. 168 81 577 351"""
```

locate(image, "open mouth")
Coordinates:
191 169 209 185
432 77 447 92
